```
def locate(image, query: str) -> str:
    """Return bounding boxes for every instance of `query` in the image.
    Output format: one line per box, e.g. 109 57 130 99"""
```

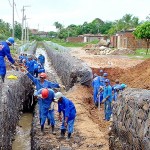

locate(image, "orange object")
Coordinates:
39 73 47 79
41 89 49 99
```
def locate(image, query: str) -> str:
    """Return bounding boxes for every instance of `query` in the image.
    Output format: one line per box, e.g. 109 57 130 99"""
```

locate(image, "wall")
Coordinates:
111 32 147 50
66 37 84 43
43 42 93 90
0 71 33 149
109 88 150 150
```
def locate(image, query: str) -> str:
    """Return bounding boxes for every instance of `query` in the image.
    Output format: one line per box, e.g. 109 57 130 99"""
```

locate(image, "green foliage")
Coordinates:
50 38 99 47
134 22 150 39
134 22 150 54
0 19 11 39
14 21 22 40
108 14 140 35
128 49 150 59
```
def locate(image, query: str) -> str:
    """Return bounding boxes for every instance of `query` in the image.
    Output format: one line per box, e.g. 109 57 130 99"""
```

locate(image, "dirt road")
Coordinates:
69 47 143 69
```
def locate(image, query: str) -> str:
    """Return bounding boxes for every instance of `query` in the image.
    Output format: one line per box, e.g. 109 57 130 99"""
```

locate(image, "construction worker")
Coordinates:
101 79 112 121
38 54 45 67
112 79 121 101
0 37 18 82
99 70 104 86
36 88 55 135
26 55 36 76
22 70 61 124
92 74 101 104
55 92 76 141
103 72 109 86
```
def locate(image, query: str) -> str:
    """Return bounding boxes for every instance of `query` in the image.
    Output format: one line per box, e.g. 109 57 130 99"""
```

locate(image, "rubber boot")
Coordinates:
66 133 71 141
41 125 44 135
0 76 4 83
58 129 66 138
47 119 50 125
51 125 56 135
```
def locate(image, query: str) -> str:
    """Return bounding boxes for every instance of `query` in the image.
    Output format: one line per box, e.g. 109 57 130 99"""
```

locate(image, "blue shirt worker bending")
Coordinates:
102 79 112 121
55 92 76 141
36 88 55 135
38 54 45 67
0 37 17 82
25 72 60 124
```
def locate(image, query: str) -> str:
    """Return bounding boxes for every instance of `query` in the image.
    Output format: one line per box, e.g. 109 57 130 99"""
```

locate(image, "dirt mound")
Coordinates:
110 49 135 55
120 58 150 89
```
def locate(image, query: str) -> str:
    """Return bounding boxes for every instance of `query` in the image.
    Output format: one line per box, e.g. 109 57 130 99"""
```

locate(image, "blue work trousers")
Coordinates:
48 109 55 126
104 100 112 121
61 119 75 133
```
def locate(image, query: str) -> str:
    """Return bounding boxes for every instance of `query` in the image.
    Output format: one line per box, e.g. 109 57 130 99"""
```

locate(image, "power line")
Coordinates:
7 0 12 7
14 3 20 19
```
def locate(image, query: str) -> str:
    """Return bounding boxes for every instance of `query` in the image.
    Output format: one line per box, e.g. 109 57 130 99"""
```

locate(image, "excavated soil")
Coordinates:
69 47 150 90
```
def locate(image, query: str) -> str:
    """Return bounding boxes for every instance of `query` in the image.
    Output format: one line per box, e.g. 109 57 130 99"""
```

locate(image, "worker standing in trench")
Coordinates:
38 54 45 67
22 69 61 133
36 88 55 135
55 92 76 141
0 37 18 83
101 79 112 121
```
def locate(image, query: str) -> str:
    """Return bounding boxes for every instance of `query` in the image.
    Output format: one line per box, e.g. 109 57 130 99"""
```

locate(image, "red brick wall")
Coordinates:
66 37 84 43
121 32 147 50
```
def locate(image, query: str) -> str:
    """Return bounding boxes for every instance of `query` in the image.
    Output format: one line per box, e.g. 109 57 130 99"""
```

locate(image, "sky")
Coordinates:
0 0 150 32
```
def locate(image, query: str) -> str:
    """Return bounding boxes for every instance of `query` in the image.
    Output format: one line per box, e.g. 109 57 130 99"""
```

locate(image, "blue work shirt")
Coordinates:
0 41 15 66
27 72 60 91
92 76 100 88
27 59 35 72
38 55 45 64
58 97 76 121
103 85 112 102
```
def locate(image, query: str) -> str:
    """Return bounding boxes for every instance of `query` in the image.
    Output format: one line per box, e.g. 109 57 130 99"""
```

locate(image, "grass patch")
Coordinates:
50 39 99 47
128 49 150 59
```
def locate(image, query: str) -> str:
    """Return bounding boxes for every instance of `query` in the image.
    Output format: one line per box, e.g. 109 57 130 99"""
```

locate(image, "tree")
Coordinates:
108 14 140 35
14 21 22 40
134 22 150 55
53 21 63 31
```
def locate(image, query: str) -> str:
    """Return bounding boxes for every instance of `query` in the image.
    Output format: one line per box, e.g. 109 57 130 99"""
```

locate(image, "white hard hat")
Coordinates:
54 92 63 100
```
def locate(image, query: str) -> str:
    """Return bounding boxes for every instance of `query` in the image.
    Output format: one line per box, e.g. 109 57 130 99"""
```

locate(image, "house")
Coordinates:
110 29 147 50
66 34 108 43
29 29 48 38
80 34 108 43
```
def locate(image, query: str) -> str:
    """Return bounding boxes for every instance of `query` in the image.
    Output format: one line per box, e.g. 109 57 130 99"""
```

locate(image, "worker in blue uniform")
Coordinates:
38 54 45 67
92 74 101 104
55 92 76 141
0 37 17 82
26 56 36 76
103 72 109 86
36 88 55 135
102 79 112 121
27 72 60 120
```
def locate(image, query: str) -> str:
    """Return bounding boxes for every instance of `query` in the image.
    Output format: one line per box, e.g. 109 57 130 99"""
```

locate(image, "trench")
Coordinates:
12 46 57 150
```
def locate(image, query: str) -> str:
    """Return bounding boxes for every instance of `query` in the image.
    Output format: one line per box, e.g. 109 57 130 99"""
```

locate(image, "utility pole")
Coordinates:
12 0 15 49
21 5 30 44
21 6 25 43
27 22 29 42
24 15 27 43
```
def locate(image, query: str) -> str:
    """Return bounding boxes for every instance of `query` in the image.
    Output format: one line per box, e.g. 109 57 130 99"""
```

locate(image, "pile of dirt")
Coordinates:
110 49 135 55
120 58 150 89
